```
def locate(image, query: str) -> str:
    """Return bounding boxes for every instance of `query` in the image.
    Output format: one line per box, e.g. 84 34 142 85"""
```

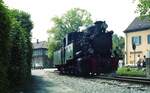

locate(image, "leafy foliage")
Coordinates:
0 1 33 92
48 8 92 58
112 34 125 59
48 38 58 59
117 67 145 77
137 0 150 19
0 1 11 93
9 18 26 90
10 9 33 32
10 9 33 79
8 9 33 91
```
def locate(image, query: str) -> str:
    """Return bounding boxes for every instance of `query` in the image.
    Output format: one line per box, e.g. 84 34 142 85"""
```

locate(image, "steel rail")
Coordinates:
96 76 150 84
54 70 150 84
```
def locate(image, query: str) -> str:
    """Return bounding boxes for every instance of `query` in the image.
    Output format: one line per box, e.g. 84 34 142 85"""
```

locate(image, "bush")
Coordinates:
0 1 33 92
117 67 146 77
8 10 33 91
0 0 11 93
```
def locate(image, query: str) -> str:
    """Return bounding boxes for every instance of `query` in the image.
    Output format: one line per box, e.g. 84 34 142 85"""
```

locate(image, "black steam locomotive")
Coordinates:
53 21 118 76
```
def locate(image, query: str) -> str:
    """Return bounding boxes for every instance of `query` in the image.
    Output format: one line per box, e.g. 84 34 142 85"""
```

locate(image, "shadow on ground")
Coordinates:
23 75 55 93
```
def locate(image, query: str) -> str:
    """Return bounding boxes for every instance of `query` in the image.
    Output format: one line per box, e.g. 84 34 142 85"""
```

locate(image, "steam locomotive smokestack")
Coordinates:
94 21 108 33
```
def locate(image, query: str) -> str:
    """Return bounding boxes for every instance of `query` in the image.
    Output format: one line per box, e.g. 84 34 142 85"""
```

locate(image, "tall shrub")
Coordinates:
8 10 33 91
10 10 33 80
8 18 27 89
0 0 11 93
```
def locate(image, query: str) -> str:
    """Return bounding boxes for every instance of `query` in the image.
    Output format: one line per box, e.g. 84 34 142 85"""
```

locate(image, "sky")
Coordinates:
4 0 138 42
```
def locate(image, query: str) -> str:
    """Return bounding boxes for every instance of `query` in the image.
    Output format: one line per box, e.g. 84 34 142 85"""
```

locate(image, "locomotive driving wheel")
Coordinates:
76 58 89 76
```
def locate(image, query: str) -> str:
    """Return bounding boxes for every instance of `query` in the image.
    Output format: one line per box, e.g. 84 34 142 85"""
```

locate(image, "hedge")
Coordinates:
117 67 146 77
0 0 33 92
0 0 11 93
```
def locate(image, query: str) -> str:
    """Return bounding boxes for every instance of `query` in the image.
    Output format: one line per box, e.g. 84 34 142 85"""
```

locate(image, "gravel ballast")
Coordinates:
24 69 150 93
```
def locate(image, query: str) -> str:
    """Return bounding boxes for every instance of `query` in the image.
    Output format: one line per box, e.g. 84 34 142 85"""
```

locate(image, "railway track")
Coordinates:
97 75 150 84
54 70 150 84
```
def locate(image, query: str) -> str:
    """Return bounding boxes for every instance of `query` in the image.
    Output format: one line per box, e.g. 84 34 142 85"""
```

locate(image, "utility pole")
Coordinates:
134 50 135 66
132 43 136 66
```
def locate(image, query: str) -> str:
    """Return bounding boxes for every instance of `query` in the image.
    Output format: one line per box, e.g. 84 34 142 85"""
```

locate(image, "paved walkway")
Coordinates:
23 69 74 93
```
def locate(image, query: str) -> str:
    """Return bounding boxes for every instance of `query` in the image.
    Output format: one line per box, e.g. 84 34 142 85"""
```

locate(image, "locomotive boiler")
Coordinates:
53 21 119 76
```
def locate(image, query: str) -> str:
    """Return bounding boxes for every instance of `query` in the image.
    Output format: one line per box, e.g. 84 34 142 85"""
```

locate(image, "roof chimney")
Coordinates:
37 39 39 44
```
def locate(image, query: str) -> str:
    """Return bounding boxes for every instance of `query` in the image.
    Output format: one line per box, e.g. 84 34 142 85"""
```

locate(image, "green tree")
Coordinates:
112 34 125 59
48 8 92 58
137 0 150 18
48 37 58 59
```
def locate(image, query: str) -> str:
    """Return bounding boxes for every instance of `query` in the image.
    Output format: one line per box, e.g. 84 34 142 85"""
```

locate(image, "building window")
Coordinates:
132 36 141 46
43 50 48 55
33 49 43 56
148 35 150 44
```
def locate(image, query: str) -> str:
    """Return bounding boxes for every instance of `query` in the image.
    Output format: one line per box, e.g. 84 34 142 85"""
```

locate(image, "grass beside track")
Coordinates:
117 67 146 77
